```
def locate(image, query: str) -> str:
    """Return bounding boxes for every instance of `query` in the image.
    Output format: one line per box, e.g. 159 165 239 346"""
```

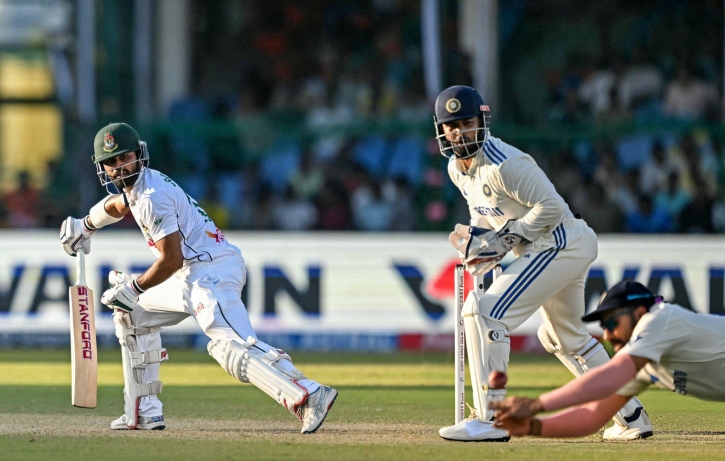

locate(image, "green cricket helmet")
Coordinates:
93 123 149 193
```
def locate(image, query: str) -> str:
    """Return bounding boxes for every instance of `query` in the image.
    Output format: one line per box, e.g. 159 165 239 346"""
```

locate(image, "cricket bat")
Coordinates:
69 249 97 408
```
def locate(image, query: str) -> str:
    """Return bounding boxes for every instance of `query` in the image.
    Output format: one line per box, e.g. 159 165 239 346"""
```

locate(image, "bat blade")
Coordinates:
69 283 97 408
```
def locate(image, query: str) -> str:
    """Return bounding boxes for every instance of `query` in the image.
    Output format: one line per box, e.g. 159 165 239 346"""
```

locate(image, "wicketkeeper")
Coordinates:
60 123 337 433
491 280 725 438
435 86 652 441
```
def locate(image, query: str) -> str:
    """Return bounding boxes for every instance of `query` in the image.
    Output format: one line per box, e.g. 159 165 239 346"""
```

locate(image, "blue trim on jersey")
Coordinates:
489 142 508 162
484 143 505 165
490 225 567 320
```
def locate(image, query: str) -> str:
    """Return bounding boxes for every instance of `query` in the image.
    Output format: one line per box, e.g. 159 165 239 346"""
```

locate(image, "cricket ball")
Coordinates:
488 370 508 389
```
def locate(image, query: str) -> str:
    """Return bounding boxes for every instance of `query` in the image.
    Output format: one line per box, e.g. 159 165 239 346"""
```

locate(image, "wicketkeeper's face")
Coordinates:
442 117 480 146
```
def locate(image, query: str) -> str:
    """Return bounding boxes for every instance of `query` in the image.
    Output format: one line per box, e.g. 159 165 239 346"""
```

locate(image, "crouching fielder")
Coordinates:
491 280 725 438
60 123 337 433
434 86 651 442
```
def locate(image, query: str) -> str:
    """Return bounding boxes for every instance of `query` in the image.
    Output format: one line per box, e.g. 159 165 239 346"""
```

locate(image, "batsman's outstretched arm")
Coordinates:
100 231 182 313
135 231 184 291
87 194 129 227
61 195 126 256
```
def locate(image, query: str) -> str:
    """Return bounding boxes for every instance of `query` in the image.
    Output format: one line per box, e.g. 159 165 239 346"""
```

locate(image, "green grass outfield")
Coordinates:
1 349 725 461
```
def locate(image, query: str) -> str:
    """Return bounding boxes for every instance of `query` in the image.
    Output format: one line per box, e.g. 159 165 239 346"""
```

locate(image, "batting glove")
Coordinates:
101 279 144 313
108 270 132 286
60 216 97 256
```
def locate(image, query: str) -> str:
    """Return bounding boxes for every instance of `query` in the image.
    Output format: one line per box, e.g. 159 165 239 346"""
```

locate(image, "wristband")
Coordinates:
82 216 97 233
530 418 542 436
130 279 146 295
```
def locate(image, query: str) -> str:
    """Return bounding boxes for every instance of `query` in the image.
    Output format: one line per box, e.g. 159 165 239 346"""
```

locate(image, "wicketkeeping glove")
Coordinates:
101 278 144 313
60 216 97 256
449 222 526 275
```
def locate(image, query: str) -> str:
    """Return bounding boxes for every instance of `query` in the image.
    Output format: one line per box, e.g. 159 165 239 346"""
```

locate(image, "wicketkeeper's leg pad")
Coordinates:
113 311 167 429
461 291 510 420
207 337 309 419
537 322 648 428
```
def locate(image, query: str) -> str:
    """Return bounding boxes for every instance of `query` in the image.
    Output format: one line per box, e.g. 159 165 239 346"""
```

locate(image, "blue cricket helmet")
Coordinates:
433 85 491 159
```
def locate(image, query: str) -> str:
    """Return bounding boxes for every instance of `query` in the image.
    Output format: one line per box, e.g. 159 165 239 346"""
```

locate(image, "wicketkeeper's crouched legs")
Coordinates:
461 290 510 421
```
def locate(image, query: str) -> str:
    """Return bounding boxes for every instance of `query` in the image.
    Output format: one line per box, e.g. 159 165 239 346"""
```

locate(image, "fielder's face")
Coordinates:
102 151 140 190
442 116 481 159
601 309 636 353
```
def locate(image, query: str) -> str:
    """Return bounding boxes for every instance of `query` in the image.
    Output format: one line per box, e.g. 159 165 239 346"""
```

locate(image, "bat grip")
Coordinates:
76 249 87 286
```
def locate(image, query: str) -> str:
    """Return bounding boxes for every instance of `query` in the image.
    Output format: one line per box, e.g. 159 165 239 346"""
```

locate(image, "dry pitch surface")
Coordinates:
2 350 725 461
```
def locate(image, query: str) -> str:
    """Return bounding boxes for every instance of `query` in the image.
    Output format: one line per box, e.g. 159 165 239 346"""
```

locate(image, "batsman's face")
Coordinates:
103 151 139 189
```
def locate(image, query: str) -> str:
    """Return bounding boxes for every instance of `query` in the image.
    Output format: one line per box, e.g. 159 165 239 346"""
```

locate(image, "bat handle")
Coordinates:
76 249 87 287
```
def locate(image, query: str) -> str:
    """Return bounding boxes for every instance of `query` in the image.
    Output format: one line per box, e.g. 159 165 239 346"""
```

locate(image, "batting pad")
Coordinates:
114 312 166 429
208 338 309 418
462 291 510 420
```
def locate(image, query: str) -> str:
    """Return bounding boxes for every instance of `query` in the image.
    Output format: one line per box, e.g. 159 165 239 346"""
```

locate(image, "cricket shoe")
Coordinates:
298 385 338 434
439 419 511 442
603 407 653 441
110 414 166 430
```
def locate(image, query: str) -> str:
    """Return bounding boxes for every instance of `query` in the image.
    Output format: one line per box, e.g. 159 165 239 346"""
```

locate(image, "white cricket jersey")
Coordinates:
448 135 582 251
617 303 725 401
124 168 241 265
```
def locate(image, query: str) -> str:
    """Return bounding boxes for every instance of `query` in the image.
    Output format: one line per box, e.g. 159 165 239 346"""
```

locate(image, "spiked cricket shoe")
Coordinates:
298 385 338 434
439 419 511 442
110 414 166 430
603 407 653 441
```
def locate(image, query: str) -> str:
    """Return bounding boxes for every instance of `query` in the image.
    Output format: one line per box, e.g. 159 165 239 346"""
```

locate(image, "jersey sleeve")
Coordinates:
617 309 692 364
138 189 179 243
491 156 568 242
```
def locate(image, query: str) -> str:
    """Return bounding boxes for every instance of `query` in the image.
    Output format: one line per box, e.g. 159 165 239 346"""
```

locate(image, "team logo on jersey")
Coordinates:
483 184 492 197
205 227 225 243
103 132 118 153
445 98 461 113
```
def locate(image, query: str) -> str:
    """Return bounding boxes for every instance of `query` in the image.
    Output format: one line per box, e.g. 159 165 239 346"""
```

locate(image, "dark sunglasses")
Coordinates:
600 309 633 333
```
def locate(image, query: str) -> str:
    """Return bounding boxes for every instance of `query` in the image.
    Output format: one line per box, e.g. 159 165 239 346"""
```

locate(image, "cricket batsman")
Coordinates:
59 123 337 433
435 86 652 441
491 280 725 438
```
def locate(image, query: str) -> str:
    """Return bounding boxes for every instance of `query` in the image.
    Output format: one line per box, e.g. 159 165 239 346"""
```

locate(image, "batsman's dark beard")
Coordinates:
111 169 139 190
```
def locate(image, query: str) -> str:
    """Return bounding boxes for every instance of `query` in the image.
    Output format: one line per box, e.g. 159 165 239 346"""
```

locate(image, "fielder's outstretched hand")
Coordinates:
494 416 539 436
489 396 544 421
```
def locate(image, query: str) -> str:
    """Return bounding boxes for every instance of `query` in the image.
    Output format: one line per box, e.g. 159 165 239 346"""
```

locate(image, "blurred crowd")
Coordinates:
2 0 724 234
548 49 721 126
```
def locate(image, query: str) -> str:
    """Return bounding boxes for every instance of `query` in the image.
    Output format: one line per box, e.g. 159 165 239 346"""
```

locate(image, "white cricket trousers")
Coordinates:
482 219 598 353
128 254 320 417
